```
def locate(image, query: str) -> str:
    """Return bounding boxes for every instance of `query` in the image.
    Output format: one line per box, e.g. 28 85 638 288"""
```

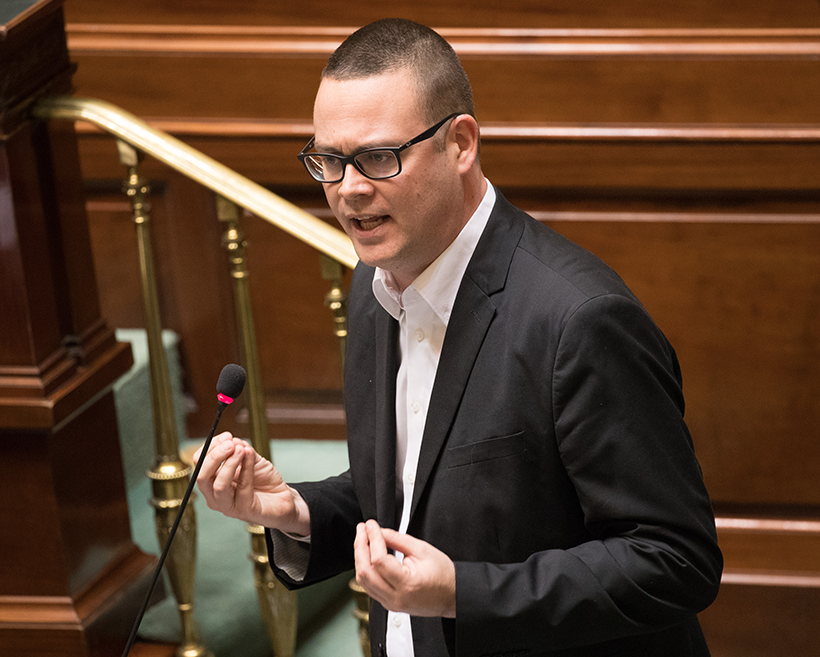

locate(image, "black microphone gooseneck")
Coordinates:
121 364 247 657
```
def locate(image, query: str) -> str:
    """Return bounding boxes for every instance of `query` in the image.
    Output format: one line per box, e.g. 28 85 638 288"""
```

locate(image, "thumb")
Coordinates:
381 528 427 556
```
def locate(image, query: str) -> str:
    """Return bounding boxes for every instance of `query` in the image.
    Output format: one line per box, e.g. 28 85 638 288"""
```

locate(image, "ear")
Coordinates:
450 115 480 175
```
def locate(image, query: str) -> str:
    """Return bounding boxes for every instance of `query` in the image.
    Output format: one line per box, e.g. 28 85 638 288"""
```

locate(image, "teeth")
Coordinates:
357 216 385 230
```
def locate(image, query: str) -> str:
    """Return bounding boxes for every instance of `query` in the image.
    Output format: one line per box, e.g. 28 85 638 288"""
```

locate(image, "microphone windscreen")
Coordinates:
217 363 246 399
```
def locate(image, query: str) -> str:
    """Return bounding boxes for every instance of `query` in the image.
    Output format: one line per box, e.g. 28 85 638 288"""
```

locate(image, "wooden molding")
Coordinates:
0 339 132 430
720 571 820 588
530 211 820 225
66 23 820 59
716 514 820 576
72 116 820 143
0 546 154 625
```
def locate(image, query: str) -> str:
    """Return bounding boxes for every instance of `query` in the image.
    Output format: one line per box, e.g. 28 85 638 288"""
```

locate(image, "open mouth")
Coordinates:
355 215 388 231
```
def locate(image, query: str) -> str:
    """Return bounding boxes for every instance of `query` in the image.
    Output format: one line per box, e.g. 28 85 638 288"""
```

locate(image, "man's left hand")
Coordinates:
354 519 456 618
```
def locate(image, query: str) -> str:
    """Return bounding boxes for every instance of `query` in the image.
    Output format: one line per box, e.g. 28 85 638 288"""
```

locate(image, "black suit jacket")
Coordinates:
269 191 723 656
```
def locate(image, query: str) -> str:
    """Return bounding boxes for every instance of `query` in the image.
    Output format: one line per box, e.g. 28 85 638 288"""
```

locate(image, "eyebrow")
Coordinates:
313 136 402 155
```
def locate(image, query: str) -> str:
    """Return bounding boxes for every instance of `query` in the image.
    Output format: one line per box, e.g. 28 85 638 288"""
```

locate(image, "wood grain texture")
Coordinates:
62 0 820 29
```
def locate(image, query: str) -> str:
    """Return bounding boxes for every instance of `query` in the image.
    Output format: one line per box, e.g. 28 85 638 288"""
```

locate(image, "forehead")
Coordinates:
313 71 425 151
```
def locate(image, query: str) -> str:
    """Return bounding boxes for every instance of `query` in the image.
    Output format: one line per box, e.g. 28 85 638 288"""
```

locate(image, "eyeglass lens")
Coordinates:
305 150 399 182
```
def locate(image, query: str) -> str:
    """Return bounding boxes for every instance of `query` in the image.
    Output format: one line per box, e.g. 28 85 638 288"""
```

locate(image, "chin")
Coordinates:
352 249 388 270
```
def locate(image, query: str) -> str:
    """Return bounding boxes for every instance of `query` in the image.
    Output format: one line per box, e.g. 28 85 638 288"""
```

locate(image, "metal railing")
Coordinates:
33 97 357 268
33 96 358 657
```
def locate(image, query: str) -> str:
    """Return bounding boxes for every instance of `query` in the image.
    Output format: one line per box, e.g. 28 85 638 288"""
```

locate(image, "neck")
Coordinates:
459 166 487 222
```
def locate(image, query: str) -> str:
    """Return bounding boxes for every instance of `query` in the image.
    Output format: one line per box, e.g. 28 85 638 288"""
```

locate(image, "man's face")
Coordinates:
313 70 467 289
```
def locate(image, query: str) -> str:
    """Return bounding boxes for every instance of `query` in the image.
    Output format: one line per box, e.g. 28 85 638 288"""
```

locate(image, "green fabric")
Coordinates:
0 0 40 24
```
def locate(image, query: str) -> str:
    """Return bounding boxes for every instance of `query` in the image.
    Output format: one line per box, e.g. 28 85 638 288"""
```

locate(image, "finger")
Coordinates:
363 523 408 593
380 529 457 618
193 432 229 465
354 524 397 610
195 432 235 471
354 523 392 582
381 528 427 558
210 442 244 499
232 443 257 511
354 523 373 582
195 437 236 498
364 519 389 561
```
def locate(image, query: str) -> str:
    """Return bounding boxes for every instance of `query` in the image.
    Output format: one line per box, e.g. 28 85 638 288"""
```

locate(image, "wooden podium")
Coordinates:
0 1 157 655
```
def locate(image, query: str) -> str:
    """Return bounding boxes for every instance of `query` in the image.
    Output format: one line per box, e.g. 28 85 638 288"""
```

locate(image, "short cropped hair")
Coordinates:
323 19 476 125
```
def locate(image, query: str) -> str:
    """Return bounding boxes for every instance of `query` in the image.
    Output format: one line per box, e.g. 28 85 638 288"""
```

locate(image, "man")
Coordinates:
195 18 723 657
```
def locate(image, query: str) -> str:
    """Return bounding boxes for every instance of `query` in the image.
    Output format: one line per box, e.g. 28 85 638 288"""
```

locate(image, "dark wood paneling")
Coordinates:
63 0 820 29
64 28 820 125
485 140 820 191
699 580 820 657
703 514 820 655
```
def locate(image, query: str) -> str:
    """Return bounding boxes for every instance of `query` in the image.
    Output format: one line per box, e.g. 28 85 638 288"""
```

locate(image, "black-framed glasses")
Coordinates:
297 113 460 183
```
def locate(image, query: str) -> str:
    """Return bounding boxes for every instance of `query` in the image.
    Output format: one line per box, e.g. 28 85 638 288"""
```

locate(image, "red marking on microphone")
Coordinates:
217 393 234 404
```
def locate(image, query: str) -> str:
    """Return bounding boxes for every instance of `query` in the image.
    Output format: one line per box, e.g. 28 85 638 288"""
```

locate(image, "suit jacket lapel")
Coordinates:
409 191 524 519
409 278 496 518
373 307 399 529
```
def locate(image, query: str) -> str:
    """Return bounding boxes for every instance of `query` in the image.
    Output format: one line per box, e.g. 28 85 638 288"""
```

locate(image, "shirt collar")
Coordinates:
373 181 496 322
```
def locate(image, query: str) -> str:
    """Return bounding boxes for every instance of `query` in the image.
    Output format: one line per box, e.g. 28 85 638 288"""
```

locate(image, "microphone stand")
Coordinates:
121 402 229 657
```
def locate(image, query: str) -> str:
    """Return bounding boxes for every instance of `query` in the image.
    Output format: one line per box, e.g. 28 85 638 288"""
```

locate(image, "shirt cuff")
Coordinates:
269 528 311 582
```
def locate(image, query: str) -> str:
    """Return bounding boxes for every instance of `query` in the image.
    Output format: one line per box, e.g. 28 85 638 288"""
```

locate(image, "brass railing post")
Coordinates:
319 255 370 657
320 254 349 369
349 579 371 657
216 196 298 657
118 140 211 657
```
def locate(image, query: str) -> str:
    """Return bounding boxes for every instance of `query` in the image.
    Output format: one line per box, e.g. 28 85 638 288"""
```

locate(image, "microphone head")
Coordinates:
216 363 246 405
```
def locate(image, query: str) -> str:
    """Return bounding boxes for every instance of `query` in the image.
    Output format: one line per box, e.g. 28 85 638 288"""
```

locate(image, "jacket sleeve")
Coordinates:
454 293 723 654
267 470 363 589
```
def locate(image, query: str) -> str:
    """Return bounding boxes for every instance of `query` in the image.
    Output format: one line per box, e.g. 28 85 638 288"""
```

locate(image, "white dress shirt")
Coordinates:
371 182 495 657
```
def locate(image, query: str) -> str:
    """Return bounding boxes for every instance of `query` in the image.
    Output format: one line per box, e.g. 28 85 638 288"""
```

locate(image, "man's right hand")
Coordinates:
194 432 311 536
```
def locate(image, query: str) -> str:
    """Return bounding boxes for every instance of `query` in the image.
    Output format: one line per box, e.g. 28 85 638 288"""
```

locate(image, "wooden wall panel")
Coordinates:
63 0 820 29
64 28 820 125
69 54 325 122
700 580 820 657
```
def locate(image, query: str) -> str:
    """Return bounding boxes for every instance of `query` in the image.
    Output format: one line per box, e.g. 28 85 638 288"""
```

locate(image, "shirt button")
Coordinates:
411 401 420 414
393 615 402 627
406 471 415 484
414 329 425 342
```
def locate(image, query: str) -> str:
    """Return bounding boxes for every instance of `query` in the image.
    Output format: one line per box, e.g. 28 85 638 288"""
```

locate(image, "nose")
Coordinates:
337 162 374 199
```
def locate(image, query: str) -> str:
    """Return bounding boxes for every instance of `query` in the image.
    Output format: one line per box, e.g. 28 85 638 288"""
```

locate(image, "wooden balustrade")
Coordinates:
1 2 158 655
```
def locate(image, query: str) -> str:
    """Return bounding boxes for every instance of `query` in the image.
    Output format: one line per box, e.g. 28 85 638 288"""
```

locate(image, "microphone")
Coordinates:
216 362 247 408
121 364 247 657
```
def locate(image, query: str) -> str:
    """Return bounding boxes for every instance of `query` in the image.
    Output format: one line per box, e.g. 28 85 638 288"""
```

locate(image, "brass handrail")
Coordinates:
32 95 358 269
